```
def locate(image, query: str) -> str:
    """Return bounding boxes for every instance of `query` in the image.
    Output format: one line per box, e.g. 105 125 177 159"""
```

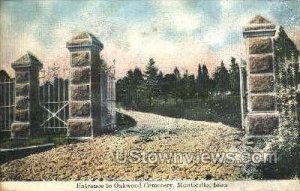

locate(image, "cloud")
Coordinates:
219 0 238 10
0 12 46 76
1 0 299 80
152 1 203 33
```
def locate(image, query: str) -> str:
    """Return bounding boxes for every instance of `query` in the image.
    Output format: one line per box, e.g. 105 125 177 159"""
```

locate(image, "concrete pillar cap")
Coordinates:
11 51 43 70
66 32 103 50
243 15 276 38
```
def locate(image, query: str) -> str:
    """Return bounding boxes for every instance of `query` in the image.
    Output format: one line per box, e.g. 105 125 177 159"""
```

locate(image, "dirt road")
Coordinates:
0 110 243 180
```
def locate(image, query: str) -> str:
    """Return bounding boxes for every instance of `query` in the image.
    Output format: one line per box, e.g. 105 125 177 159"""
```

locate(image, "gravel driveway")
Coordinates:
0 110 243 180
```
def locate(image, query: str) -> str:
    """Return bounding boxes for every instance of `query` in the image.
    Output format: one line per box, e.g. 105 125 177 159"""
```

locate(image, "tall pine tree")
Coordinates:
229 57 240 95
201 65 209 98
196 64 202 97
173 67 181 102
144 58 159 106
213 61 230 95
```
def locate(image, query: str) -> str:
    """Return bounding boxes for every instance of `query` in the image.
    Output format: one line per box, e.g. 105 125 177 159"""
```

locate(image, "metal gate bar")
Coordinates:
39 67 69 133
0 72 15 133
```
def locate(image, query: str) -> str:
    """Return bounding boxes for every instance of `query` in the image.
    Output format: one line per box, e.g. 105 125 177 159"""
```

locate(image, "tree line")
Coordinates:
116 57 244 107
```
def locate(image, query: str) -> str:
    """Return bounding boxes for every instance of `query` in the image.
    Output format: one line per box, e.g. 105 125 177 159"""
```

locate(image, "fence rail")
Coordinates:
0 72 15 134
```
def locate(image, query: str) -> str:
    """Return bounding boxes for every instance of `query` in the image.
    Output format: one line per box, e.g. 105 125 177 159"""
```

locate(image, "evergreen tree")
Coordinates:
213 61 230 94
144 58 159 106
275 26 299 60
196 64 202 97
116 69 135 107
145 58 158 80
133 67 144 85
157 71 164 97
161 74 176 100
196 64 209 98
132 67 144 106
174 67 181 79
180 70 195 100
229 57 240 95
173 67 181 102
201 65 209 98
188 74 196 99
274 26 300 86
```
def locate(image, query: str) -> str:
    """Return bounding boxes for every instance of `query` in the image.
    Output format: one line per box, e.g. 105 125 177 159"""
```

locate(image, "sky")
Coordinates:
0 0 300 79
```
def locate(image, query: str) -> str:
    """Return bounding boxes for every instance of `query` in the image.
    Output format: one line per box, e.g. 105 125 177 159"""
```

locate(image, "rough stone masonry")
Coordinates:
67 32 105 138
243 15 279 136
11 52 43 138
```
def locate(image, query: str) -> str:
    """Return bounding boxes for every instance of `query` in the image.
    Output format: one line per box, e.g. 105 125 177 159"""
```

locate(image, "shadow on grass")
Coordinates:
120 96 242 128
116 111 137 130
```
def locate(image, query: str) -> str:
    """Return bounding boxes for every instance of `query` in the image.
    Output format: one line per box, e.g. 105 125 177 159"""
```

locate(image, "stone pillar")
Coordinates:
66 32 103 138
11 52 42 138
243 16 279 136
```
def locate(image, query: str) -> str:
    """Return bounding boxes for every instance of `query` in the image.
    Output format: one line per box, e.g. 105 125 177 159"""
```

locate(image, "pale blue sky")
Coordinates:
1 0 300 78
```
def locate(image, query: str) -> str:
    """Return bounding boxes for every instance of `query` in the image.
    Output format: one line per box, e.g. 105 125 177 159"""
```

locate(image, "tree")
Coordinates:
229 57 240 95
157 71 164 97
213 61 230 94
133 67 144 85
144 58 159 106
196 64 202 97
145 58 158 80
275 26 299 61
116 69 135 108
180 70 196 100
162 74 176 101
174 67 180 79
173 67 181 102
196 64 210 98
131 67 144 106
201 65 209 98
188 74 196 99
274 26 300 86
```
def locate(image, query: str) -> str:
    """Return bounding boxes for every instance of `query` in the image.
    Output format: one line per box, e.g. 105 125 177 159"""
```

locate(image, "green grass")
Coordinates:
120 96 242 128
116 111 137 129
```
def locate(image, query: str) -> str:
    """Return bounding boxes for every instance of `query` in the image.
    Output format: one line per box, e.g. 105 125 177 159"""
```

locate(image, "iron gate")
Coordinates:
0 70 15 134
39 66 69 133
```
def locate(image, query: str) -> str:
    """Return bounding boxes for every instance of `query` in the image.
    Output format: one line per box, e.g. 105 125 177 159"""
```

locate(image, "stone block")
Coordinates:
16 96 29 110
68 120 92 137
71 52 90 67
11 123 29 138
249 75 274 93
15 72 29 83
246 114 279 135
16 84 29 96
249 55 273 73
70 101 90 117
71 68 90 84
15 109 29 122
250 95 275 111
249 37 272 54
71 85 90 100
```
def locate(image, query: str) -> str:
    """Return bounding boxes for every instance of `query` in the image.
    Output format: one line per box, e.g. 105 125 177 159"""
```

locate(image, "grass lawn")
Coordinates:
120 95 242 128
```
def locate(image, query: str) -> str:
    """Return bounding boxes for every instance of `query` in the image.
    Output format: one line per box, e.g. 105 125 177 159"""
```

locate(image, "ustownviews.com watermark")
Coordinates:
114 150 277 164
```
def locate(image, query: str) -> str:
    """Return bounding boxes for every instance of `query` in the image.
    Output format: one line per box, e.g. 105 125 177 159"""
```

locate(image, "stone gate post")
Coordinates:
243 16 279 137
11 52 43 138
66 32 103 138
